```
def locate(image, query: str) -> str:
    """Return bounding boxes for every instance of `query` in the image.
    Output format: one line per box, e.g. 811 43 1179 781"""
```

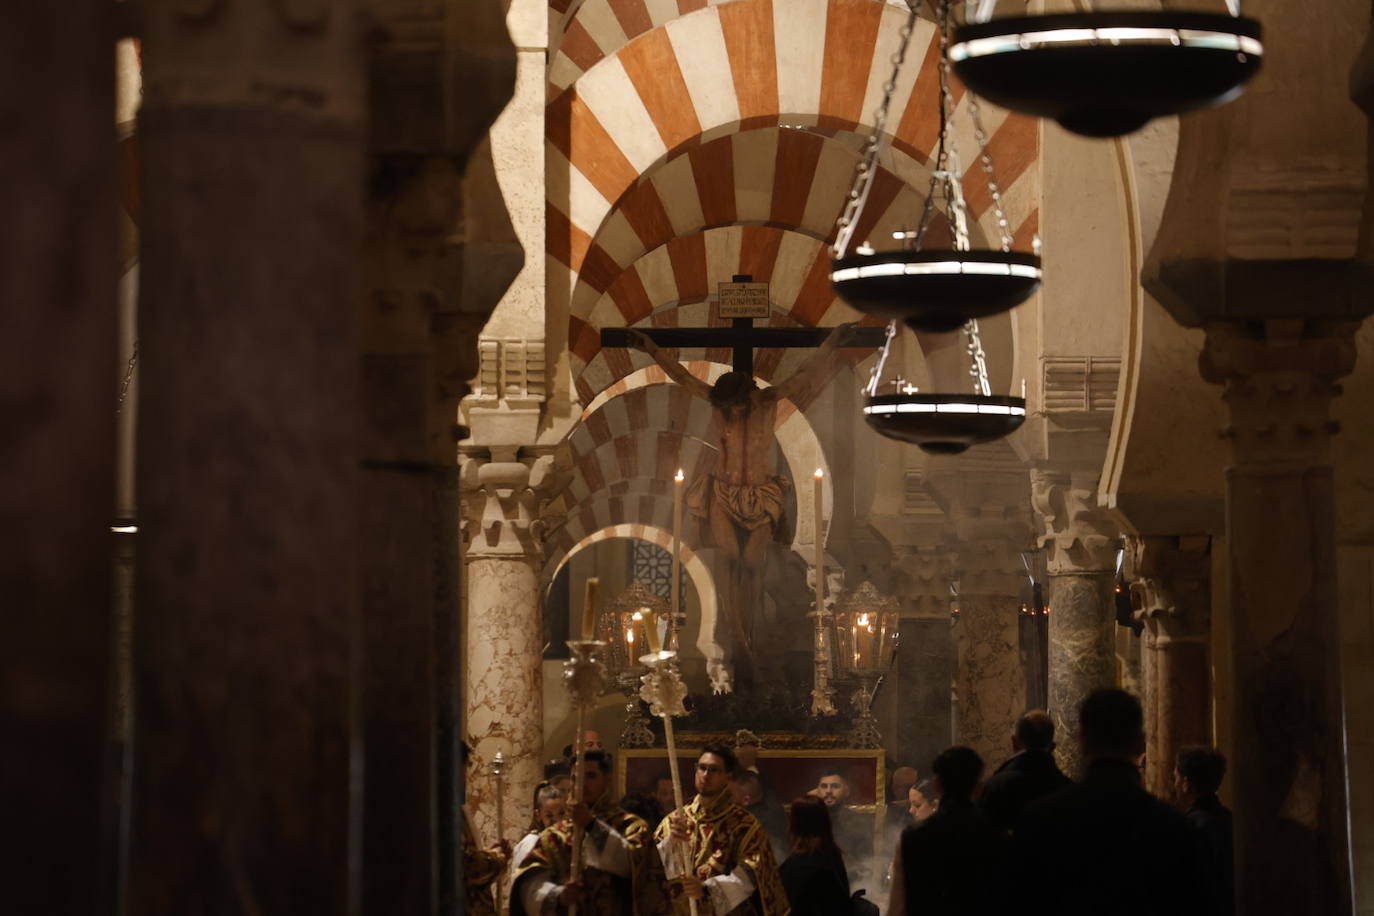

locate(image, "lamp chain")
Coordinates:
914 0 971 252
966 94 1013 251
865 320 900 397
831 8 918 259
964 319 992 397
116 339 139 414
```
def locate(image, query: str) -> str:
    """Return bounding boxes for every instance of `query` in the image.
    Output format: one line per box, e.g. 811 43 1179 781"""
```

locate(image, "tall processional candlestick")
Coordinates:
490 751 507 915
669 468 684 650
639 625 697 916
565 578 608 916
810 468 837 715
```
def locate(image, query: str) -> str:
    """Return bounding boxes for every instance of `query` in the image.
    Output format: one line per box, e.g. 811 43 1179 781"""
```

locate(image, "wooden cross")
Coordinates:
598 275 888 375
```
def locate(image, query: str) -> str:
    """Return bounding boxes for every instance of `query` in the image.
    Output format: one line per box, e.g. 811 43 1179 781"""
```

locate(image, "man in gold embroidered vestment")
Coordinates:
655 743 790 916
512 750 666 915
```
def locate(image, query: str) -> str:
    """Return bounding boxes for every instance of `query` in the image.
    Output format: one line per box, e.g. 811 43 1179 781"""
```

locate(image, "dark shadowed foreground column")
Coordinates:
0 5 115 913
1033 470 1120 778
129 3 366 911
1126 535 1212 798
1201 320 1356 916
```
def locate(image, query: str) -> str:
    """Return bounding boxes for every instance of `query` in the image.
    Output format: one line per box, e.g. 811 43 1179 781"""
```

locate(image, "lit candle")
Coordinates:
581 577 599 641
671 469 684 645
644 607 662 654
813 469 825 616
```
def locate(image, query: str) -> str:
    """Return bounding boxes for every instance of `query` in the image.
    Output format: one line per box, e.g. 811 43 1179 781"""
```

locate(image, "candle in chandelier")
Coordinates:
813 468 825 615
581 577 600 641
671 469 684 635
644 608 662 654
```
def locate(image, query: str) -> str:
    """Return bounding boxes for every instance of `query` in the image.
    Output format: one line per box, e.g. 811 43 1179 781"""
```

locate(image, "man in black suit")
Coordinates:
978 709 1070 833
1175 746 1234 916
1015 689 1204 916
887 746 1006 916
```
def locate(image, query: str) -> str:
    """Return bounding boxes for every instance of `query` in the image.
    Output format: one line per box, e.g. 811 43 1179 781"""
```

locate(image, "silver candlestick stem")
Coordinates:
490 751 507 915
564 639 608 916
639 651 697 916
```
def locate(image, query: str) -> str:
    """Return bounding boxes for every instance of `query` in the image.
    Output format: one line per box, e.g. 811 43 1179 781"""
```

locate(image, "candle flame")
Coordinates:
814 468 824 479
626 629 635 643
631 611 643 620
675 468 685 483
857 613 869 626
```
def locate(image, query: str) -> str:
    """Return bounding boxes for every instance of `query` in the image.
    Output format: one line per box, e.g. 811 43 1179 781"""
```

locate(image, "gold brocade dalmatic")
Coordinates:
463 815 504 916
653 791 790 916
510 797 667 916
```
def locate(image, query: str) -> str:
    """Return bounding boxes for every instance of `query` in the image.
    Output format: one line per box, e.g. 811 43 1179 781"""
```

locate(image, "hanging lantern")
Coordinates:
829 0 1040 334
861 321 1026 454
951 5 1262 138
596 581 670 748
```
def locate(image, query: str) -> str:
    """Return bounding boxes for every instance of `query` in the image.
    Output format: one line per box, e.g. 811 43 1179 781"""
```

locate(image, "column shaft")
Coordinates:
130 3 365 909
1202 320 1356 916
2 5 116 912
464 553 545 844
953 535 1027 769
1045 571 1117 777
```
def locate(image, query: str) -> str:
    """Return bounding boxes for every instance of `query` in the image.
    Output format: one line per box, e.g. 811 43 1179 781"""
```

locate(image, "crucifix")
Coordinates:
599 275 885 689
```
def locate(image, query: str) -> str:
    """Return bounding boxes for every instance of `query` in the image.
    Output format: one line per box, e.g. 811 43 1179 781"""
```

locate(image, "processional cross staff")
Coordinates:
565 578 609 916
600 276 885 686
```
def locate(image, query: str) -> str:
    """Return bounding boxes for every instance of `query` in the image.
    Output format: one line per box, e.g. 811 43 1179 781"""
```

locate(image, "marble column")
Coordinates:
1126 536 1212 799
892 549 956 771
952 523 1028 770
1200 320 1357 916
3 5 116 912
461 452 558 848
129 3 365 910
1032 470 1121 778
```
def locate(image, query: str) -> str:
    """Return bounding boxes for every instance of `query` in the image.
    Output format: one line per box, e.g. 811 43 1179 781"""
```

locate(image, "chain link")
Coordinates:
964 320 992 397
865 320 900 397
832 9 919 259
115 339 139 414
966 93 1013 251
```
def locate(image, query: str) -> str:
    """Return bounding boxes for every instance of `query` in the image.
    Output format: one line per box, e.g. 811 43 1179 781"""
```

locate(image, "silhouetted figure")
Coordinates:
618 792 665 832
1175 746 1234 916
1015 689 1204 916
907 779 938 823
780 796 852 916
979 709 1070 833
888 746 1006 916
731 769 789 862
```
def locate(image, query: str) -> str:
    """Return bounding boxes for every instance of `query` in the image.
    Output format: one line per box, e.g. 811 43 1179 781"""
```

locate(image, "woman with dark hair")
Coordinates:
779 796 852 916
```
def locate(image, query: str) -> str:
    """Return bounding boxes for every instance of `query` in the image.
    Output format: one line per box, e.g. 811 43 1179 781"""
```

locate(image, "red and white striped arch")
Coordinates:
549 377 833 528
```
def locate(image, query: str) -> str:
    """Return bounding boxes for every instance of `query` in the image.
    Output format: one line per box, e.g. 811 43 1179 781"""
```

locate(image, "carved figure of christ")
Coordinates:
599 318 885 686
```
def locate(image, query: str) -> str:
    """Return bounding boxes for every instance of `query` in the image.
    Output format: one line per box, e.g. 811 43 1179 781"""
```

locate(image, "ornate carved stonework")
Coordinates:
1200 319 1359 466
459 449 565 558
1126 535 1211 641
893 548 956 619
1031 469 1120 575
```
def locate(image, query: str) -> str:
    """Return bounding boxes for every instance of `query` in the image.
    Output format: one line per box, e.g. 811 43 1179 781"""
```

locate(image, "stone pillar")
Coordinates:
129 3 365 911
1200 319 1357 916
461 452 558 847
951 519 1029 770
2 5 116 913
1032 470 1121 778
1126 536 1212 799
892 548 956 772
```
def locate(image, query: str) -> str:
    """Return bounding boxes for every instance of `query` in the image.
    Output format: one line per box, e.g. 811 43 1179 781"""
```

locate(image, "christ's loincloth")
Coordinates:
687 473 792 537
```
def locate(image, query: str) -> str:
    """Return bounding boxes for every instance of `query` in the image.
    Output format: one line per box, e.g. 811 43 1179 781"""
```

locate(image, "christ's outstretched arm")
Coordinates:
626 328 714 401
767 321 858 405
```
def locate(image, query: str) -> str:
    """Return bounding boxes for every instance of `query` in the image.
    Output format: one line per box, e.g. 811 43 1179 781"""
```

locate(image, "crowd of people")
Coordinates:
464 689 1235 916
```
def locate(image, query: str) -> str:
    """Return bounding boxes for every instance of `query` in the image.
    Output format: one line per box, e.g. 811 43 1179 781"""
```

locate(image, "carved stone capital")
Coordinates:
893 548 957 619
1031 469 1120 575
1125 535 1212 642
459 449 568 558
948 506 1030 597
1200 320 1359 467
